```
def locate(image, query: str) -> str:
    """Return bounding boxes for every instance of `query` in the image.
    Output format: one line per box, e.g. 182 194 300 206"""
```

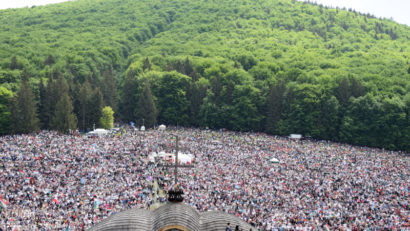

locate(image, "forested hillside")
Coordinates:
0 0 409 151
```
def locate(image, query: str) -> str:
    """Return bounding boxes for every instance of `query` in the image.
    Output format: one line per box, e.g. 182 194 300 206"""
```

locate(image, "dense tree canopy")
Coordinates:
0 0 409 151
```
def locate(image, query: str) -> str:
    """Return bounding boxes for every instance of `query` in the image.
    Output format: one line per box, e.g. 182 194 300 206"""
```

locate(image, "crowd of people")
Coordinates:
0 127 408 230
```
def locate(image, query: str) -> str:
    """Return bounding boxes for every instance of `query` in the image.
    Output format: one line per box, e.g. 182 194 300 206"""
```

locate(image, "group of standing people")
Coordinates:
0 127 408 230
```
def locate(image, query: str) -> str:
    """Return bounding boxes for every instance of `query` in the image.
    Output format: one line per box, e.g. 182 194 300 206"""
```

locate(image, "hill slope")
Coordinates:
0 0 409 151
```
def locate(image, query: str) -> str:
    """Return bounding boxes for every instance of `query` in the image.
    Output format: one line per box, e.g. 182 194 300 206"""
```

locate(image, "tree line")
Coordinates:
3 68 116 134
5 56 408 151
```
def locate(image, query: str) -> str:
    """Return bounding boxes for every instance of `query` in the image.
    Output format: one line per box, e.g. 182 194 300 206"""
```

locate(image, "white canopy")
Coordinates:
289 134 302 139
149 151 194 164
158 124 166 131
89 128 109 136
270 157 279 163
140 126 145 131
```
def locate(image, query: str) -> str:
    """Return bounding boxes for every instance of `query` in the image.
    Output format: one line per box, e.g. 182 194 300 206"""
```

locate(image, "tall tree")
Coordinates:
41 70 65 129
199 91 220 129
184 57 194 77
210 74 223 106
54 75 69 99
0 87 12 134
77 81 92 131
317 95 340 140
42 76 55 129
335 77 350 108
73 81 103 131
88 88 104 129
266 81 286 134
120 70 137 122
10 80 39 134
101 69 118 110
10 56 18 70
175 60 184 74
135 80 157 128
143 57 152 71
44 54 55 66
38 78 48 129
51 92 77 133
187 78 208 126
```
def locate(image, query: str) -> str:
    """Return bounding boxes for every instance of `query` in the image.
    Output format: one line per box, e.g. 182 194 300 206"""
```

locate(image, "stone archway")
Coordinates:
157 225 190 231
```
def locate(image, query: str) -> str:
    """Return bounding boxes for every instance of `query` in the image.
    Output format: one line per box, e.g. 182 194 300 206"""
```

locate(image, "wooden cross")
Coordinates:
159 135 194 185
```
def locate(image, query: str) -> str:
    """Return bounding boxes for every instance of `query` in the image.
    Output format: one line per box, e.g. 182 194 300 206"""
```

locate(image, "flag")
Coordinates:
0 196 8 209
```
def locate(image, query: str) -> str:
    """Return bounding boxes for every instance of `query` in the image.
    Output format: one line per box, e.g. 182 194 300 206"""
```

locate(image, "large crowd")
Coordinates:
0 127 408 230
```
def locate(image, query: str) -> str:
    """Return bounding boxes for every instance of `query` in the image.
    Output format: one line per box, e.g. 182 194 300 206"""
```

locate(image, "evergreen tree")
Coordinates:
234 61 240 69
86 71 101 89
10 56 18 70
210 75 222 106
21 68 30 82
44 54 55 66
101 69 118 110
184 57 193 77
38 78 48 129
77 81 92 131
317 96 340 140
175 60 184 74
88 88 104 129
166 61 173 72
135 80 157 128
0 87 12 134
350 77 365 98
42 76 55 129
120 70 137 122
10 80 39 134
187 78 208 126
51 92 77 133
76 83 103 131
42 70 65 129
55 75 69 99
277 85 296 135
143 57 152 71
336 77 350 107
266 81 286 134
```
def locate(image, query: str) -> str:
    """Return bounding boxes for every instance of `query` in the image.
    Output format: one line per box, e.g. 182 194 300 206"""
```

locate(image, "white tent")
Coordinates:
89 128 109 136
289 134 302 140
269 157 279 163
148 151 194 164
177 152 193 164
158 124 166 131
140 125 145 131
149 151 167 162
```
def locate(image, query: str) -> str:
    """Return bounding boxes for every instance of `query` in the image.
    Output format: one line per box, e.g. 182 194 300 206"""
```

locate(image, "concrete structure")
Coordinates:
88 203 255 231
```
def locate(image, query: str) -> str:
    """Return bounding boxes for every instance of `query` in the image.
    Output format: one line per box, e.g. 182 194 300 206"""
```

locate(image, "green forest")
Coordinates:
0 0 409 151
